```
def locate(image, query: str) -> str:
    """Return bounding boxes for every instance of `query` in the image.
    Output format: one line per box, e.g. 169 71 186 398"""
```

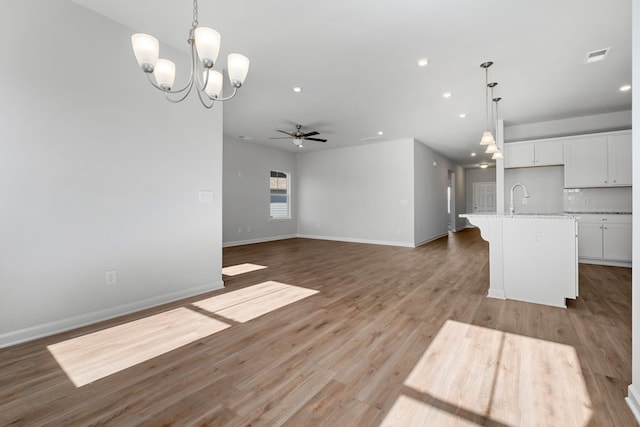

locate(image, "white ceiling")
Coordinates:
74 0 631 166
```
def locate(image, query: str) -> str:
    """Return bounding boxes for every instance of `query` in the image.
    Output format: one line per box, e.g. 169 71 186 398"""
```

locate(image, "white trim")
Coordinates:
414 233 449 247
0 280 224 349
487 289 506 299
627 384 640 424
296 234 414 248
579 259 632 268
223 234 297 248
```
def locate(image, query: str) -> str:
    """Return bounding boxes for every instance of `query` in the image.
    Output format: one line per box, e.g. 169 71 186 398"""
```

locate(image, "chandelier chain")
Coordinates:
192 0 199 29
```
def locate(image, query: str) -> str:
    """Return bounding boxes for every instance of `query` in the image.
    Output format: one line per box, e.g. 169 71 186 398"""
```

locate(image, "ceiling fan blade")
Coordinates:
301 131 319 137
305 137 327 142
269 137 293 139
277 130 294 136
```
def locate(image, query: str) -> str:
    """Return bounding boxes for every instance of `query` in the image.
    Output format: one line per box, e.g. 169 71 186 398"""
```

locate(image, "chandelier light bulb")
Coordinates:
131 33 159 72
203 70 223 98
194 27 221 68
154 59 176 90
228 53 250 87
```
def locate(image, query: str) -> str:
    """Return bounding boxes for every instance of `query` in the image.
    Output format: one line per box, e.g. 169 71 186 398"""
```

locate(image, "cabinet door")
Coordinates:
564 137 608 187
577 222 603 259
504 142 535 168
608 134 632 186
603 223 632 262
534 140 564 166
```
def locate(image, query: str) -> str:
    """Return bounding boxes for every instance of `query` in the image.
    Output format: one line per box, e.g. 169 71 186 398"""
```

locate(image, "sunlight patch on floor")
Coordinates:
47 307 230 387
222 263 268 276
193 281 318 323
382 320 592 427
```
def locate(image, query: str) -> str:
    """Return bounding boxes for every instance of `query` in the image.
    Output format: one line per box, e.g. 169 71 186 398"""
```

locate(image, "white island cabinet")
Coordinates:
460 213 578 308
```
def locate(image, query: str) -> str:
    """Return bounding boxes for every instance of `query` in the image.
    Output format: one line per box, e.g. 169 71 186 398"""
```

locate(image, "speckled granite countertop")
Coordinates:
459 213 578 219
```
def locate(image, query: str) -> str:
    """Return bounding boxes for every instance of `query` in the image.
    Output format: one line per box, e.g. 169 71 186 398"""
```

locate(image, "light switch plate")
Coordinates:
199 191 214 204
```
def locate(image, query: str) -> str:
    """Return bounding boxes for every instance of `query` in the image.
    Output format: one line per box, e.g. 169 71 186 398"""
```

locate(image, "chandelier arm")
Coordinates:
164 78 196 103
195 86 215 108
215 85 239 102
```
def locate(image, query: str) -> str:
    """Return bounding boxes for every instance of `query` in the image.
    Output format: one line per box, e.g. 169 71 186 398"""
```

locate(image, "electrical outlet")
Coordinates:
105 270 117 286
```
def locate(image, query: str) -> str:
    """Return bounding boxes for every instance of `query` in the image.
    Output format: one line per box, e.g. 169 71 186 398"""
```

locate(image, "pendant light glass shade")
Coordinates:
203 70 223 98
480 130 495 145
485 143 498 154
492 150 504 160
153 59 176 90
194 27 221 67
131 33 159 71
228 53 250 86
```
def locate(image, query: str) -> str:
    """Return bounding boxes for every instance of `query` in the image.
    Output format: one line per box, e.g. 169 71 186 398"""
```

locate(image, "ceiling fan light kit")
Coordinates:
130 0 249 109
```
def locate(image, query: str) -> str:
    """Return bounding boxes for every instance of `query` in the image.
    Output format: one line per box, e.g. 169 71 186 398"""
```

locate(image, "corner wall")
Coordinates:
297 139 415 247
223 138 298 246
0 0 224 347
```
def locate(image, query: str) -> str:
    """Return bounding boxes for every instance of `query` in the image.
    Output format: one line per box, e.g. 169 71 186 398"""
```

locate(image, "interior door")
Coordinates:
472 182 496 213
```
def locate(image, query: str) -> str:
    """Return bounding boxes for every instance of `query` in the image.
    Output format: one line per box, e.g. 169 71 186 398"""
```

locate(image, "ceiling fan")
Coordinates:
269 124 327 148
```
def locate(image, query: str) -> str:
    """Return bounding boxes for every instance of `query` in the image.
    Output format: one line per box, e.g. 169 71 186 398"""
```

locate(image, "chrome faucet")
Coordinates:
509 183 530 214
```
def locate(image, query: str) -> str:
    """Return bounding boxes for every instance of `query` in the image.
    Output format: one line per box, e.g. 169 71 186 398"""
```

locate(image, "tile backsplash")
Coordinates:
564 187 632 213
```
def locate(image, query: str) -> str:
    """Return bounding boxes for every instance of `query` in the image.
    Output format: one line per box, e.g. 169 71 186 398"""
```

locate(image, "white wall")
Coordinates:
505 110 631 142
414 141 459 244
297 139 415 247
504 166 564 214
0 0 224 347
223 138 297 246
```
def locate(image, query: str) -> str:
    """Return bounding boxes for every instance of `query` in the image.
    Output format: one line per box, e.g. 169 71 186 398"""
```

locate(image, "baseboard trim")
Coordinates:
579 258 632 268
627 384 640 424
487 289 506 300
296 234 414 248
223 235 297 248
0 280 224 349
414 233 449 247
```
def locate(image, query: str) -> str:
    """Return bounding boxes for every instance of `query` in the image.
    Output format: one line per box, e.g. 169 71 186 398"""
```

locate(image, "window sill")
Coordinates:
268 217 293 222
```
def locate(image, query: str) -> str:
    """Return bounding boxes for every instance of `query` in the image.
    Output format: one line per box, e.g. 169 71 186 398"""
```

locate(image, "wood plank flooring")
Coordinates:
0 229 635 426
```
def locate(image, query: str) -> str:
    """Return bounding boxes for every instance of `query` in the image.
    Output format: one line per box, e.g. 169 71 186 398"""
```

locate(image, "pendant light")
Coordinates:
479 62 495 145
492 97 504 160
485 82 499 154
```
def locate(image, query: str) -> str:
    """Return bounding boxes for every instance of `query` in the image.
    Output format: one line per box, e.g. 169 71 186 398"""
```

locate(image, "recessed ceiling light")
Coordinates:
584 47 610 64
293 86 302 92
620 84 632 92
470 152 476 157
459 113 467 118
443 92 452 98
378 131 384 135
417 58 429 67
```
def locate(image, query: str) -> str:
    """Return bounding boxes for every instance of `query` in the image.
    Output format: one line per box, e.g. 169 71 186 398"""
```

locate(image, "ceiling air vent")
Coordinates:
584 47 611 64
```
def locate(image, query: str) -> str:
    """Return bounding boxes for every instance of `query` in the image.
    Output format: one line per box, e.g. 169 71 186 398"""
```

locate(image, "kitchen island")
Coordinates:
460 213 579 308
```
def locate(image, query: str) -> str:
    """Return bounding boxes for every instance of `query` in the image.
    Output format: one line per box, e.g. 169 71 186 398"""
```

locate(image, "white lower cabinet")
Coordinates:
577 215 632 264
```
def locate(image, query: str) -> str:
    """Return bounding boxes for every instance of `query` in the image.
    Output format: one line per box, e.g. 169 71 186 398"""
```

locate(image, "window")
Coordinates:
270 170 290 219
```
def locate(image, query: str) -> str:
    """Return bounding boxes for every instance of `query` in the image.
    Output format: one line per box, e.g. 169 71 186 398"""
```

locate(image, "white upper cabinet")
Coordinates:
607 133 632 186
504 140 563 168
564 131 632 188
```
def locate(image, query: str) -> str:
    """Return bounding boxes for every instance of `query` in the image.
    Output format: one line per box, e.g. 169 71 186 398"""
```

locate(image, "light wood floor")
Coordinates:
0 229 635 426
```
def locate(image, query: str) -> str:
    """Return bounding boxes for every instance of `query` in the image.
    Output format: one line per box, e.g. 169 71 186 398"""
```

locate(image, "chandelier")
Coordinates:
130 0 249 108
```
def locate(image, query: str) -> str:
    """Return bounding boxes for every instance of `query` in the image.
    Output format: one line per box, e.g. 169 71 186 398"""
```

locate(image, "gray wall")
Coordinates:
504 166 564 214
465 167 497 214
414 141 463 244
223 138 297 246
297 139 415 247
0 0 224 347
